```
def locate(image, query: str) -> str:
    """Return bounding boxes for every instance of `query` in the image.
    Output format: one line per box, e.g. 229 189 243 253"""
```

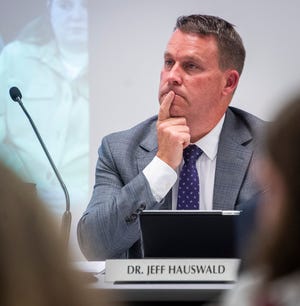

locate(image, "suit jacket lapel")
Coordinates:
136 117 158 171
213 108 253 210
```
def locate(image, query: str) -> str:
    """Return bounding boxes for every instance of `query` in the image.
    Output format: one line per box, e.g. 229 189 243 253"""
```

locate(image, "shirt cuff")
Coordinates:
143 156 177 202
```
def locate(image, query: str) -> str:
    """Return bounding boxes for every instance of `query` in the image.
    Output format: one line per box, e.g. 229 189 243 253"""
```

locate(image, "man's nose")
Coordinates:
167 64 182 85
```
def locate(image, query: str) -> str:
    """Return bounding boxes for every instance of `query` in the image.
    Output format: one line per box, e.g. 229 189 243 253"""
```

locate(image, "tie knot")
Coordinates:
183 144 202 164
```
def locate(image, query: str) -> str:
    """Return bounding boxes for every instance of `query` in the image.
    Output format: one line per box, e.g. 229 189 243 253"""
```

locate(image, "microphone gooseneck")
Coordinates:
9 86 71 247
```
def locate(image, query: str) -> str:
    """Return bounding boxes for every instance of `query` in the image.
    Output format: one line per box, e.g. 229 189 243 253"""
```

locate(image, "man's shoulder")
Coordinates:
229 106 265 123
103 115 158 143
228 106 266 131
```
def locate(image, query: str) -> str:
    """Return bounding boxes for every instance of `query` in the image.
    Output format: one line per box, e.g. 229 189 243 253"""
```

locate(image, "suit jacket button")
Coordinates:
125 213 138 223
130 213 138 221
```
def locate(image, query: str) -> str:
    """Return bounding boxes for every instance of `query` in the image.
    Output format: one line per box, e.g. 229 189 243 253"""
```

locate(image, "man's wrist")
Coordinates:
143 156 177 202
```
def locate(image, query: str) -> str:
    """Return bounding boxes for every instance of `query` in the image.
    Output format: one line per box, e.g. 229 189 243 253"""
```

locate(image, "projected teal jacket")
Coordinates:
0 38 89 212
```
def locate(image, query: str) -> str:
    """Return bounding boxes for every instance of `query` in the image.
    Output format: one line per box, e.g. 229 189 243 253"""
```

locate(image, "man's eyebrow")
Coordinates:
182 55 202 62
163 51 173 58
163 51 203 62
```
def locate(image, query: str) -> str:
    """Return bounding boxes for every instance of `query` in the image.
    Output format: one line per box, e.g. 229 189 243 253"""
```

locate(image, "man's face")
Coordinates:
49 0 88 50
158 29 235 138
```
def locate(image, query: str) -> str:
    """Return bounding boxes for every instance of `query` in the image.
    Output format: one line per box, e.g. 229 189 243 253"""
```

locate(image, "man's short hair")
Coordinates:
175 15 246 75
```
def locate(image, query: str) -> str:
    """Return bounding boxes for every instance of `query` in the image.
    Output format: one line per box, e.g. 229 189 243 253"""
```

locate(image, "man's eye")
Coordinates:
164 59 174 68
184 63 198 71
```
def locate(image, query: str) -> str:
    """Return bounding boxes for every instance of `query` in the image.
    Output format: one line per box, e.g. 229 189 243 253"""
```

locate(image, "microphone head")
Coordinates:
9 86 22 102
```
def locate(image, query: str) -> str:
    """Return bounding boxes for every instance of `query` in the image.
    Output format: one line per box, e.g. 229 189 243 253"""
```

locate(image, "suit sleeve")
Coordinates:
77 136 162 260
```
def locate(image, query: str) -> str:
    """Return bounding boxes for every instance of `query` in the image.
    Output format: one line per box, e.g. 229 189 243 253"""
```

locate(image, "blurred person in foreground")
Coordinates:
222 92 300 305
0 161 109 306
0 0 89 213
78 14 265 260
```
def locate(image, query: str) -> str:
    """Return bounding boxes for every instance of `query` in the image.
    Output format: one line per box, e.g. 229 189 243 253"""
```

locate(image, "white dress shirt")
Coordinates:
143 115 225 210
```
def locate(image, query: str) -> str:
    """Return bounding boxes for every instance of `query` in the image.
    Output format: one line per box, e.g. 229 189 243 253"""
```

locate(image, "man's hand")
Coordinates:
156 91 190 169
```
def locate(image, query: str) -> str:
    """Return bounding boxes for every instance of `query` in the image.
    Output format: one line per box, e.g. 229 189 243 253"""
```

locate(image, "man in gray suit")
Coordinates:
78 15 265 260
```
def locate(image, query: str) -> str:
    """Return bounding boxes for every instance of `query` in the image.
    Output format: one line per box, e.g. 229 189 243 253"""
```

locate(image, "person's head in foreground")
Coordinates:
223 92 300 305
0 162 106 306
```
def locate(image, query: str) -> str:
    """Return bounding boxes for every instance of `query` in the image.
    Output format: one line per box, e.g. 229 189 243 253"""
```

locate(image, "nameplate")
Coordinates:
105 258 240 282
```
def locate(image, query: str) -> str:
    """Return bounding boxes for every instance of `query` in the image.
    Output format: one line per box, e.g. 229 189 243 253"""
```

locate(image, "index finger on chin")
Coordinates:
158 91 175 121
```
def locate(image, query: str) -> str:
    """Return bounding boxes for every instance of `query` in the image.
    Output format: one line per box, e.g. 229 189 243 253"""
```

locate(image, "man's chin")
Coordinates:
170 107 185 118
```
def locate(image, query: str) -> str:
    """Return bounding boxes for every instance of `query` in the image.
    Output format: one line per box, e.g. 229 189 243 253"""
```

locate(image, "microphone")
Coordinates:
9 86 71 247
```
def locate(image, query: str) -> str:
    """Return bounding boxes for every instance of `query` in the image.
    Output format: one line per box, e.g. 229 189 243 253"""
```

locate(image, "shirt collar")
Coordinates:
193 114 225 161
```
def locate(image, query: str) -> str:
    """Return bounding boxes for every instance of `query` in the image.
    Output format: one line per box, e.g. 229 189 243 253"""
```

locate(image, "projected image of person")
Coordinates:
78 15 266 260
0 0 88 213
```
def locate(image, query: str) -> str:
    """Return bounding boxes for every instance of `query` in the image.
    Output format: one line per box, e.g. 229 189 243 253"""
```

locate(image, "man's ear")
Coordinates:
223 70 240 96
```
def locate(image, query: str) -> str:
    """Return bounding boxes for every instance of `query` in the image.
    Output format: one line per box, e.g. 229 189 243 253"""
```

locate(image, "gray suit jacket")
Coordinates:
77 107 265 260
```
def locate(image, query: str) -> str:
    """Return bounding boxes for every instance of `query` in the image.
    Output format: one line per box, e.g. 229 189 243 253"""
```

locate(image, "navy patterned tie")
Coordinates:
177 144 202 210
